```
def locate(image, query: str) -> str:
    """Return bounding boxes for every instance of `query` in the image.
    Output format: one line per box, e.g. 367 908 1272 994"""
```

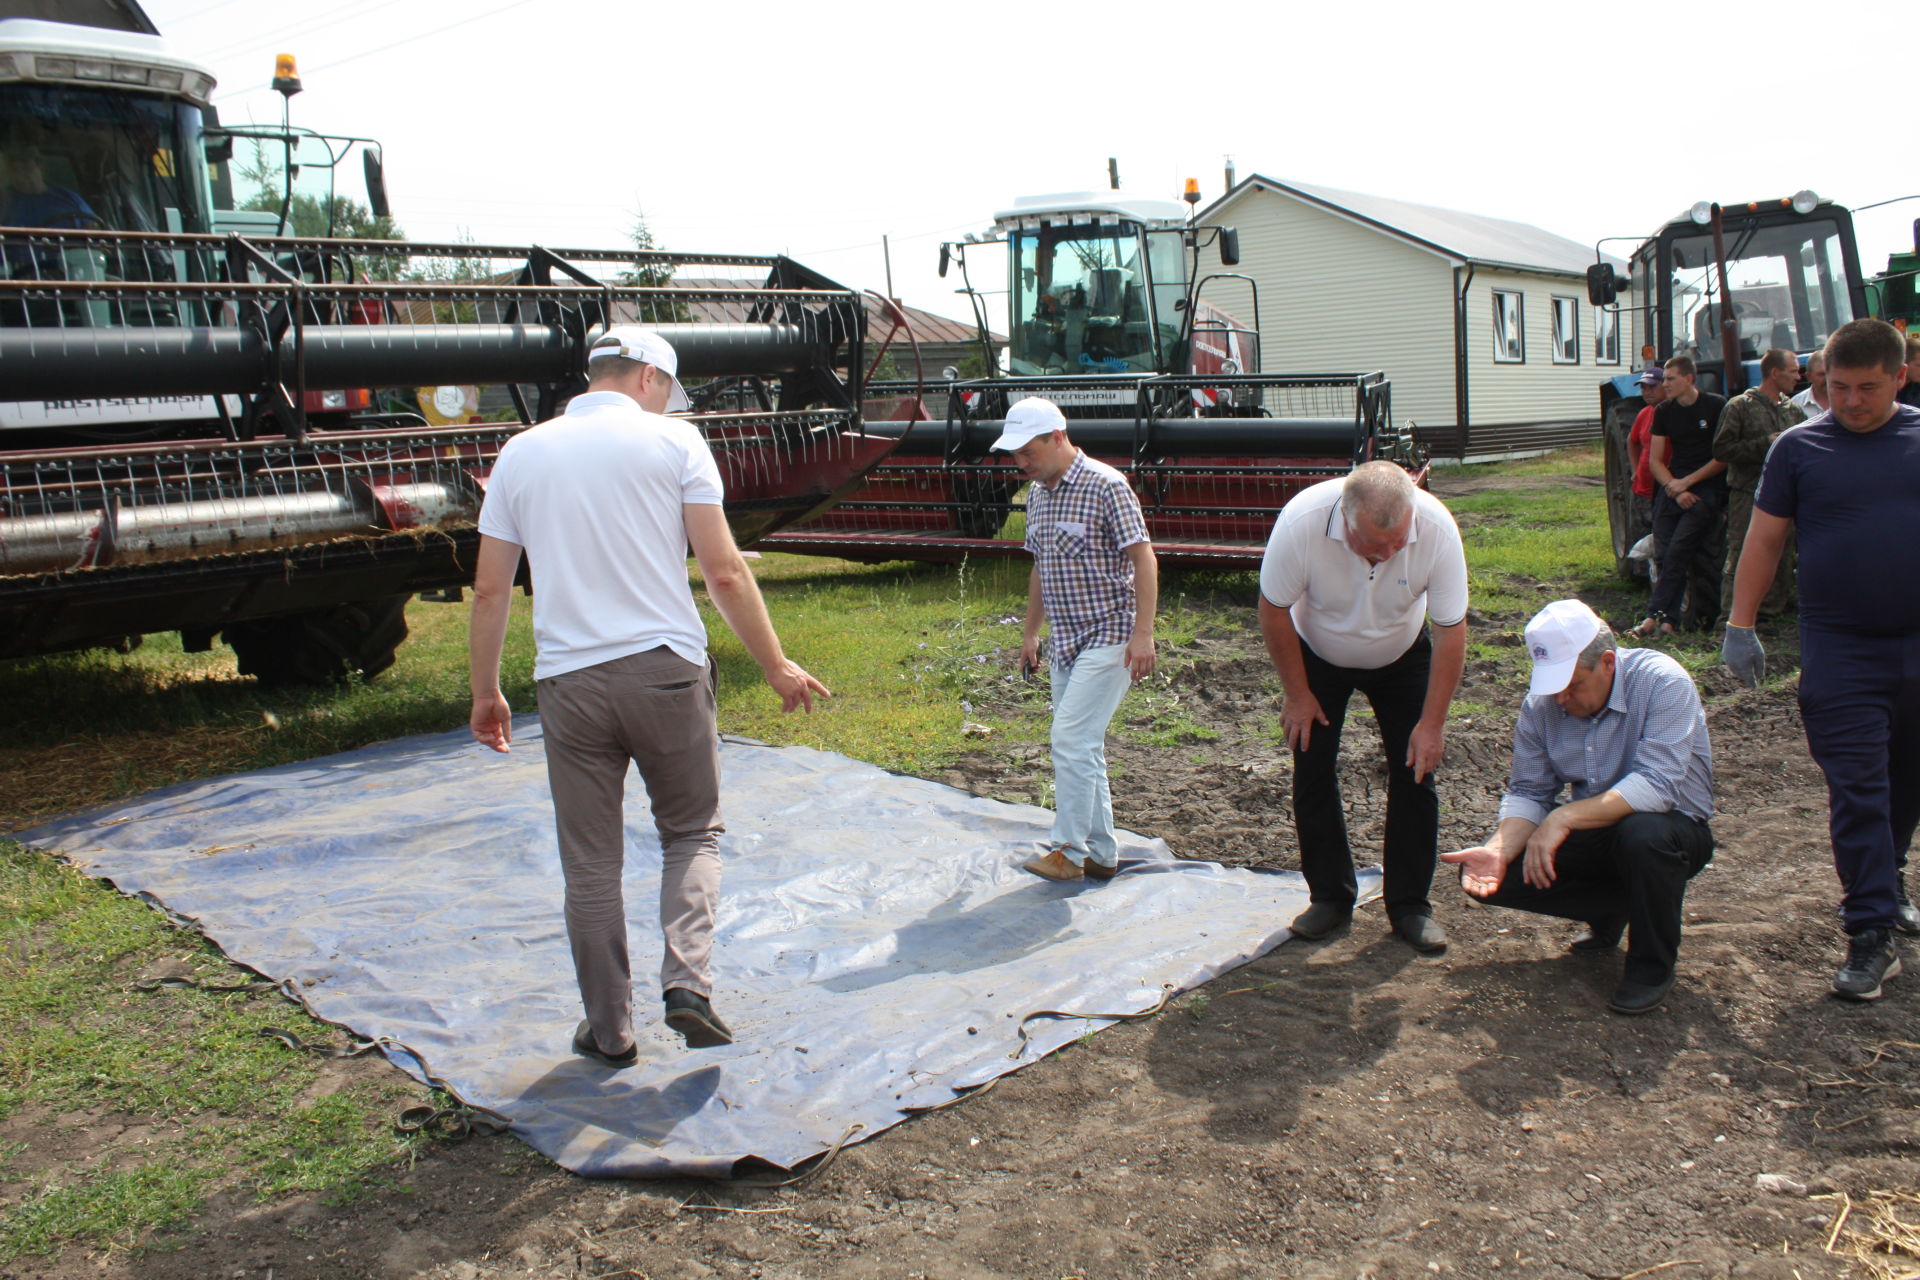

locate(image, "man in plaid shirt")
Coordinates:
997 397 1159 882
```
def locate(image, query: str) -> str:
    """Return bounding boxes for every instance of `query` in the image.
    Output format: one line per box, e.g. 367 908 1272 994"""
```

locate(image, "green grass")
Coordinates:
0 839 432 1262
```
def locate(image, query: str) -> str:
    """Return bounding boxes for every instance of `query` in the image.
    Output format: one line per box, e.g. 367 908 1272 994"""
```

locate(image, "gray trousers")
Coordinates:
538 646 723 1057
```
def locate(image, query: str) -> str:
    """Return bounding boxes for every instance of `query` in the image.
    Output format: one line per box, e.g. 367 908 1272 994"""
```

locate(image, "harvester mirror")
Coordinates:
938 244 951 278
1219 227 1241 266
203 129 234 165
1585 262 1620 307
363 149 391 220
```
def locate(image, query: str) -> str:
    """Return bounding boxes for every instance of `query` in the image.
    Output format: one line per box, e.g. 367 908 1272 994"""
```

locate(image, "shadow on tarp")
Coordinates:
16 720 1379 1178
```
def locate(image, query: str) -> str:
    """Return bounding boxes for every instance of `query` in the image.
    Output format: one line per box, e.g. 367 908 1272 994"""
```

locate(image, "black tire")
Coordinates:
1602 397 1649 581
223 595 411 687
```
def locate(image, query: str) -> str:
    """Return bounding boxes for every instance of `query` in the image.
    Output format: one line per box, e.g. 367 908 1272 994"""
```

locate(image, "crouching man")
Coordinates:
1441 599 1715 1015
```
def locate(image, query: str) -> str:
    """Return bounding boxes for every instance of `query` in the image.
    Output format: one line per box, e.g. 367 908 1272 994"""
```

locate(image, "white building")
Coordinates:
1198 175 1629 460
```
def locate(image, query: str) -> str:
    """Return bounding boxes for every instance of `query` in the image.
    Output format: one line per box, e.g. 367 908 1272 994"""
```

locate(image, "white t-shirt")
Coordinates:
1258 477 1469 670
477 391 725 680
1788 387 1828 418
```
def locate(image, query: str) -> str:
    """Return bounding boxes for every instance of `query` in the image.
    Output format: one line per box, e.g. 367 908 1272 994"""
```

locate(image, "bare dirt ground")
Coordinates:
16 496 1919 1280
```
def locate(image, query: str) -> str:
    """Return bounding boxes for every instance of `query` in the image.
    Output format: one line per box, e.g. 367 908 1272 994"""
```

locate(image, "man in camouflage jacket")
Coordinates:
1712 347 1804 622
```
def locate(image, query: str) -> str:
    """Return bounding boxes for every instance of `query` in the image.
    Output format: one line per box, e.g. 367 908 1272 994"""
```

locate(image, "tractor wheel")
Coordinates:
223 595 411 687
1602 398 1649 581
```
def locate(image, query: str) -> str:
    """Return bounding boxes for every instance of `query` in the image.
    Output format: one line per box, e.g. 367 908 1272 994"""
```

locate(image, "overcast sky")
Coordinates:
140 0 1911 332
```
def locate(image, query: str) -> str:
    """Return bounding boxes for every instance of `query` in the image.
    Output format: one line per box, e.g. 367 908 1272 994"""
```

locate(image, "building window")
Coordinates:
1594 304 1620 365
1551 296 1580 365
1492 290 1524 363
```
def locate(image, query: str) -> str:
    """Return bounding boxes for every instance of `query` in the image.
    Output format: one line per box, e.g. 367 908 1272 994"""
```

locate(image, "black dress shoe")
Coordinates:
664 988 734 1048
1393 913 1448 954
571 1019 638 1069
1570 917 1627 952
1608 975 1674 1015
1289 902 1353 940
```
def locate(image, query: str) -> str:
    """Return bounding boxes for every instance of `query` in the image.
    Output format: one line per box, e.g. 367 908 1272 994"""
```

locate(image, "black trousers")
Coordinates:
1799 626 1920 933
1293 632 1437 924
1648 487 1726 626
1480 811 1715 986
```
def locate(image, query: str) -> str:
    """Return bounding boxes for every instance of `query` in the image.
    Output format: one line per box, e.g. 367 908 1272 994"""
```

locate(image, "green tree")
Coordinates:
614 212 687 324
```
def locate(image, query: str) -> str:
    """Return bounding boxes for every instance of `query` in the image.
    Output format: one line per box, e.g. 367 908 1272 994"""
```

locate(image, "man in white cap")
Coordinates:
998 396 1158 881
468 326 828 1065
1442 599 1715 1014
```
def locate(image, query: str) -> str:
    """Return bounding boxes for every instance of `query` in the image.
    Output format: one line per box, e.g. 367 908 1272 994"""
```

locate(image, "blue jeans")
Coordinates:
1050 642 1134 868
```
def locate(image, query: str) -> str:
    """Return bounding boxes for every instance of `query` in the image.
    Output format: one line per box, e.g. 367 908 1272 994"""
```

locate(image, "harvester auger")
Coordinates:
0 228 891 680
773 369 1420 569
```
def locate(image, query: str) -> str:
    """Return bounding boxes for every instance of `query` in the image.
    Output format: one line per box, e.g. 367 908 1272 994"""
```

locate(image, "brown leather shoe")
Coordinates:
1083 858 1120 881
1023 847 1085 881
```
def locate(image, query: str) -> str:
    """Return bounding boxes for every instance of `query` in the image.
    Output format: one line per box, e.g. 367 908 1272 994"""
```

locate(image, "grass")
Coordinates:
0 839 432 1261
0 442 1629 1260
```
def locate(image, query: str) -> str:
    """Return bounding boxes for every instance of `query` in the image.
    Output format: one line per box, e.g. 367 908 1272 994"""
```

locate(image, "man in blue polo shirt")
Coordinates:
1723 318 1920 1000
999 397 1159 882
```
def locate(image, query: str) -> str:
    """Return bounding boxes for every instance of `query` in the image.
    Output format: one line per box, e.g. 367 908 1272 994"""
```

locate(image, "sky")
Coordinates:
137 0 1912 334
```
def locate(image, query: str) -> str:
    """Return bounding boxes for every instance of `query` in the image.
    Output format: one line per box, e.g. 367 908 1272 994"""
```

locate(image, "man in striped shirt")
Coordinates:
1442 599 1715 1015
1000 397 1159 882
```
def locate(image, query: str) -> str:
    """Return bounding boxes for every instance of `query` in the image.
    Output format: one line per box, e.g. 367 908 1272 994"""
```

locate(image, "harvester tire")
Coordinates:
1602 398 1649 582
224 595 412 687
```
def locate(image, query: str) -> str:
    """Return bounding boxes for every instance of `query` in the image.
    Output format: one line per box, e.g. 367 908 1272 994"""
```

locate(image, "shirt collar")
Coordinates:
1051 449 1091 490
565 390 643 415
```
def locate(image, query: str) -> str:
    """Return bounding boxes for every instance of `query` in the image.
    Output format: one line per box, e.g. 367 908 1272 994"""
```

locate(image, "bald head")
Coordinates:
1340 462 1417 566
1341 460 1415 529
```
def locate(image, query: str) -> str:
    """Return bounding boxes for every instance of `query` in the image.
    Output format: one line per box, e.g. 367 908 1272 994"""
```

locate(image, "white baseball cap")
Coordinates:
990 397 1067 451
1524 598 1605 696
586 326 691 412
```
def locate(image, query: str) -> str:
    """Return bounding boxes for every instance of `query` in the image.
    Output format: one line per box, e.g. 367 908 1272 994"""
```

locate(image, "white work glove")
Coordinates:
1721 624 1766 689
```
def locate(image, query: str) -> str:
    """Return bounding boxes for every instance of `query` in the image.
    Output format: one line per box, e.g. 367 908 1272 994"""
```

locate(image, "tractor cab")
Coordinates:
999 193 1195 377
1594 194 1867 398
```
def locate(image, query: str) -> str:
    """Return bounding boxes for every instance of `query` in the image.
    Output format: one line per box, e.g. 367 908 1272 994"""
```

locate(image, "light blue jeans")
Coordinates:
1049 641 1133 868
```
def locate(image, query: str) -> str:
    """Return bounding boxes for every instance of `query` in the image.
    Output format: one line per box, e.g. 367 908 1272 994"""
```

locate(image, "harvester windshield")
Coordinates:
1009 221 1177 376
0 82 211 235
1661 213 1858 362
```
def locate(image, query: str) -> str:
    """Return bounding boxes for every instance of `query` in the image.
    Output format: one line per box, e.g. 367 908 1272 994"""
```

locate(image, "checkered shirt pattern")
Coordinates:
1024 452 1150 669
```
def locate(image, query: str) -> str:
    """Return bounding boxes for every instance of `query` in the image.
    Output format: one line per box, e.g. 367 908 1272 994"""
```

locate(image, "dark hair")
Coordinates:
1824 319 1905 377
1907 335 1920 361
1664 355 1696 378
1760 348 1798 377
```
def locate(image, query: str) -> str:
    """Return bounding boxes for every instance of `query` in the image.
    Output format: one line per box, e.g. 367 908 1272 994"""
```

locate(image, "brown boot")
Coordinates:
1023 847 1085 881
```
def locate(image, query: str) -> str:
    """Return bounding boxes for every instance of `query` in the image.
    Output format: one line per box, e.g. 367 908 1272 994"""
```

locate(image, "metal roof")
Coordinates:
1206 175 1621 276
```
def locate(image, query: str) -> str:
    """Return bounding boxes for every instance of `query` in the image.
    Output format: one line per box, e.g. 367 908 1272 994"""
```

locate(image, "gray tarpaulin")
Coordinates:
17 721 1377 1177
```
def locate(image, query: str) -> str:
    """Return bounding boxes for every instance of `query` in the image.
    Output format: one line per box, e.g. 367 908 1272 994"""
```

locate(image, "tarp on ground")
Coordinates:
16 722 1376 1177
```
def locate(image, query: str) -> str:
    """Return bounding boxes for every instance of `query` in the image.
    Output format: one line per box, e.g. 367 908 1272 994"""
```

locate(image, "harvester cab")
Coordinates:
0 13 398 439
1587 192 1869 577
936 189 1253 404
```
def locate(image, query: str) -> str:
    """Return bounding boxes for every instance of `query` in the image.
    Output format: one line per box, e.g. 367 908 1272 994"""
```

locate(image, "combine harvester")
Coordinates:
0 4 891 682
766 184 1424 568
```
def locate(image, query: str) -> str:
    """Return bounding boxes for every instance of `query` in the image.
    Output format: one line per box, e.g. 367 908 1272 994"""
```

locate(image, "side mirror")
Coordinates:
203 128 234 166
938 243 951 279
1218 227 1240 267
1586 262 1620 307
362 148 391 221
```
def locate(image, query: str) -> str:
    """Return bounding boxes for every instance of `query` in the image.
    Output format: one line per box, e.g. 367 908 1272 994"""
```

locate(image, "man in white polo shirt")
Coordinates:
1260 461 1469 954
468 326 828 1067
